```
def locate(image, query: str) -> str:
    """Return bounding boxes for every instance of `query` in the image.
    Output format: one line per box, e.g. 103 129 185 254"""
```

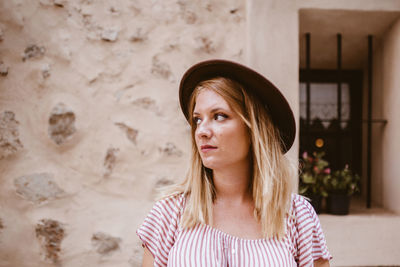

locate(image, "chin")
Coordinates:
201 159 218 170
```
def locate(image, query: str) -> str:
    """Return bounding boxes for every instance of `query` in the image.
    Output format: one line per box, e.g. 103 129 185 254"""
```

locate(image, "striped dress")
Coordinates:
137 193 332 267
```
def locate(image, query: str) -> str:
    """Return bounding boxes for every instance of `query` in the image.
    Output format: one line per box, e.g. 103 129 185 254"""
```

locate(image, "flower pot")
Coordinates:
309 195 323 214
327 194 350 215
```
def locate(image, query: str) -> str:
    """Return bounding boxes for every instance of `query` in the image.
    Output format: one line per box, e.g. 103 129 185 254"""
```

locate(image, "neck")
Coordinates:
212 159 252 204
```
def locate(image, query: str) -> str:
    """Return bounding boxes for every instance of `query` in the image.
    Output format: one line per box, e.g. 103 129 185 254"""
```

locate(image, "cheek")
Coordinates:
237 131 251 155
220 125 250 154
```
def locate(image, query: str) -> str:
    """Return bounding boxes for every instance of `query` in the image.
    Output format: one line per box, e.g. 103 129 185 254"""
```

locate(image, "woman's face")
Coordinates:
193 89 251 170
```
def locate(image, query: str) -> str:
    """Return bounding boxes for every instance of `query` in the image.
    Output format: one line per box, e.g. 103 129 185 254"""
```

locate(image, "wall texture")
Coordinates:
246 0 299 163
382 18 400 213
0 0 245 266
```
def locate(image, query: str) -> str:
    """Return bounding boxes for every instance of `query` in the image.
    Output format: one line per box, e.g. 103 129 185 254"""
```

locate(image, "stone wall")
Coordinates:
0 0 245 266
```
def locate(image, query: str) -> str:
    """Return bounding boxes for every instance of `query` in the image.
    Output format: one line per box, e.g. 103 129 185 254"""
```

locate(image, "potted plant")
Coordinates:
324 164 360 215
299 151 331 213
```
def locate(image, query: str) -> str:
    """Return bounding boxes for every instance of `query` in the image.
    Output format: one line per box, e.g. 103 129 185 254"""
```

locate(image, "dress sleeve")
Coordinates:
292 194 332 267
136 194 184 267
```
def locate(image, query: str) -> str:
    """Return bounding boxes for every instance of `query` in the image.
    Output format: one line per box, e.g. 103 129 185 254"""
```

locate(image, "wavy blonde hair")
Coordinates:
163 77 295 239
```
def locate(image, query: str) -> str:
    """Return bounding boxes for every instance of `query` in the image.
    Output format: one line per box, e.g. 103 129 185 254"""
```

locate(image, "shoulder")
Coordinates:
289 194 332 264
290 193 316 219
151 193 186 220
287 193 320 239
136 193 186 263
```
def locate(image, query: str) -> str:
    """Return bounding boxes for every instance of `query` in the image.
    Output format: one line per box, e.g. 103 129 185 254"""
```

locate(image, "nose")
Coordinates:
196 120 212 139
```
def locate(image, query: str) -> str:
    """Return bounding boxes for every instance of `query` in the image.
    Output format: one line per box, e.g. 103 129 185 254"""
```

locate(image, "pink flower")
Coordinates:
313 166 320 174
302 151 308 159
324 168 331 174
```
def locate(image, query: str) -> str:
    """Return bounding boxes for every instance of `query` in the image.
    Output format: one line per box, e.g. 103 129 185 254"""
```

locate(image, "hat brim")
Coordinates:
179 59 296 153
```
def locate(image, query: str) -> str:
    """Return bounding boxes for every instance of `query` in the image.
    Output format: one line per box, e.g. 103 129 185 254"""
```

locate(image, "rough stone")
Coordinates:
131 97 159 114
0 28 3 41
155 177 174 188
0 61 8 76
41 0 64 6
183 10 197 24
103 147 119 178
42 64 51 78
0 111 23 160
22 44 46 61
160 142 182 157
48 103 76 145
195 36 216 54
101 28 119 42
91 232 121 254
129 28 147 43
151 56 172 80
115 122 138 144
109 6 120 15
53 0 64 7
35 219 65 263
177 1 197 24
14 173 65 204
0 218 3 231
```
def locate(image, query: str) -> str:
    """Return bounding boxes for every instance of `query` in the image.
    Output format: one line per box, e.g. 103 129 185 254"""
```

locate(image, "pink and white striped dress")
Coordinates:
137 193 332 267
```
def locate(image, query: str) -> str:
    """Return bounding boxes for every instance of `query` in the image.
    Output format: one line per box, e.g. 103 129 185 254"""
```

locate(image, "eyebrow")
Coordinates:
193 107 227 115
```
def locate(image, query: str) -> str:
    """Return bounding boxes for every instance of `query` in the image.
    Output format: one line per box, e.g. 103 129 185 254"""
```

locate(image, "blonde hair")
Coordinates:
163 77 295 239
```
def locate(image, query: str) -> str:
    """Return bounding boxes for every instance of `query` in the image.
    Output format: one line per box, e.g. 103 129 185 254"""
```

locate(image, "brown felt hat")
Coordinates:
179 59 296 154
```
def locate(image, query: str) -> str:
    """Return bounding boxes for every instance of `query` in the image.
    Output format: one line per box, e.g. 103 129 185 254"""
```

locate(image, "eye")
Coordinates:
193 116 202 125
214 113 228 121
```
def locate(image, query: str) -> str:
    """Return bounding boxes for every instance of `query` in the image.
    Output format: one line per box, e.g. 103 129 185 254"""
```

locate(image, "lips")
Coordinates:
200 145 217 152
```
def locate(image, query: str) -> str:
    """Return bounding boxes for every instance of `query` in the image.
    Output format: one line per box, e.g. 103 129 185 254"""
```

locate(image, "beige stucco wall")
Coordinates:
381 18 400 213
246 0 300 171
362 17 400 212
0 0 245 266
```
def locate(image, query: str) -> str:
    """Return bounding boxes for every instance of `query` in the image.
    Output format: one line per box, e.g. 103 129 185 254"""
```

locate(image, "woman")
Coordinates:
137 59 332 266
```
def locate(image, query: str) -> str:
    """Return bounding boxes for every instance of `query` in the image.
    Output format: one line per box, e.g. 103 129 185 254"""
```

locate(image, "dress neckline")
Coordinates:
202 223 277 242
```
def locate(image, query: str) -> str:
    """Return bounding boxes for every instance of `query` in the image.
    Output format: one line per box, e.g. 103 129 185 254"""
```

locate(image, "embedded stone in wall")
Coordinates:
195 36 215 54
131 97 159 114
39 0 64 6
101 28 119 42
91 232 121 254
48 103 76 145
155 177 174 188
177 1 197 24
183 10 197 24
152 177 174 199
0 218 3 231
42 64 51 78
0 61 8 76
160 142 182 157
104 147 119 178
115 122 138 144
109 6 120 15
22 44 46 61
0 111 23 160
151 56 172 80
14 173 65 204
131 97 155 109
229 7 243 22
53 0 65 7
35 219 65 263
0 28 3 41
129 28 147 43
